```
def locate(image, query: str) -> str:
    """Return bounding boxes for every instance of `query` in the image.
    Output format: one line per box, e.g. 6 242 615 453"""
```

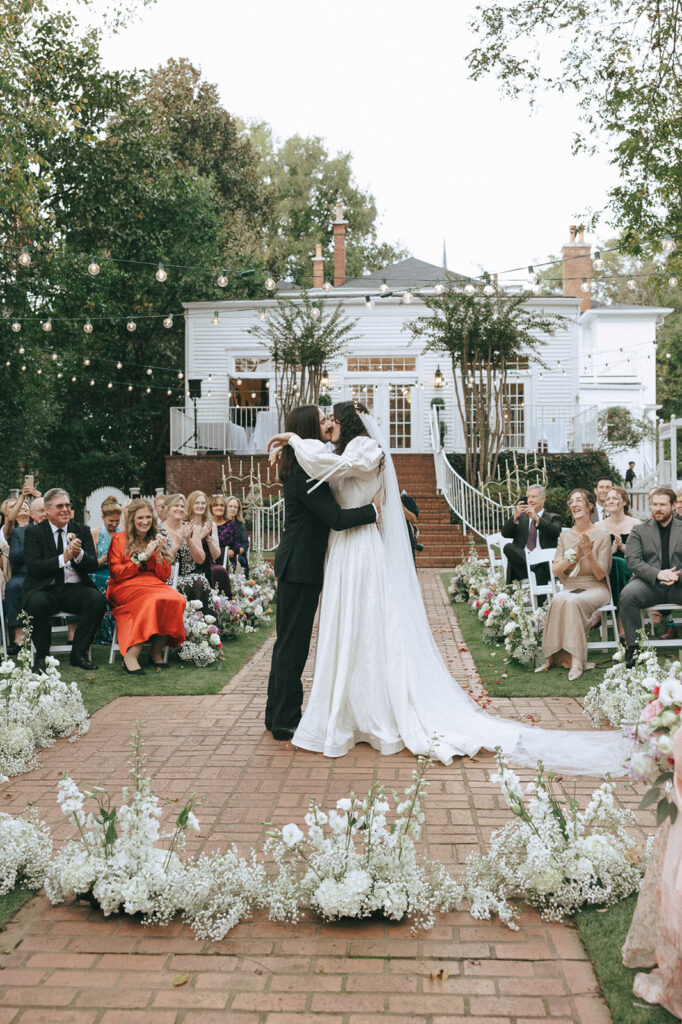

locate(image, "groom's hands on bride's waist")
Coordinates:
372 489 382 524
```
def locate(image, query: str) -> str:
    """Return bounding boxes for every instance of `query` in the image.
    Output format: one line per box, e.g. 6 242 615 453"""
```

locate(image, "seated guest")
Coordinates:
596 486 641 642
90 496 122 645
622 725 682 1018
107 499 185 675
5 492 47 654
500 484 562 591
591 477 613 523
536 489 612 681
676 490 682 520
159 493 212 609
621 487 682 666
22 488 105 672
207 494 233 596
154 493 166 524
224 494 250 576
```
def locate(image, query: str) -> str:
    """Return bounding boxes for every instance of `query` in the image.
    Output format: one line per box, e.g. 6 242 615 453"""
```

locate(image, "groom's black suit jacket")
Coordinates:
21 519 99 601
274 465 376 585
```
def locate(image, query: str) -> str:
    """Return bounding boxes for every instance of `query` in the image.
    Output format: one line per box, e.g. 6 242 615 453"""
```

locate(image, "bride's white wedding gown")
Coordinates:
287 424 628 776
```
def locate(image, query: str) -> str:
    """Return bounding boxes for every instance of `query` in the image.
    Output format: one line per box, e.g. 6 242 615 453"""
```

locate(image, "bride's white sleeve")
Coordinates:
288 435 383 491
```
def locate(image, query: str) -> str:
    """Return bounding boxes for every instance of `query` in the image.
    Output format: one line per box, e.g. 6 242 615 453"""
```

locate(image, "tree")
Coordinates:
241 123 408 283
467 1 682 267
249 291 358 422
407 285 565 485
597 406 655 454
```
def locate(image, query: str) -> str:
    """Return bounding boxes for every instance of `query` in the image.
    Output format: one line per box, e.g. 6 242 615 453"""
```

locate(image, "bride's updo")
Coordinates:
333 401 371 455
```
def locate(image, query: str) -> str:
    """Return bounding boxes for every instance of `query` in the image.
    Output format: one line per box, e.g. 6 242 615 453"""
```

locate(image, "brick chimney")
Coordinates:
312 243 325 289
332 201 348 287
562 224 592 312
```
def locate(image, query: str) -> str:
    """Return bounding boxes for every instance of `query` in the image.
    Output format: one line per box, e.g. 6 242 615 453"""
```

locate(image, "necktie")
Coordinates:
56 529 64 555
527 519 537 551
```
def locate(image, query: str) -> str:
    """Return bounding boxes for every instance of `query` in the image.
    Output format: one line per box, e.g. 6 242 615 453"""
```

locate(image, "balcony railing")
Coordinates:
170 406 280 454
445 403 599 454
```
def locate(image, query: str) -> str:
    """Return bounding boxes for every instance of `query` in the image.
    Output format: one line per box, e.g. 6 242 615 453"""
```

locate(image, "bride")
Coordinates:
268 400 628 776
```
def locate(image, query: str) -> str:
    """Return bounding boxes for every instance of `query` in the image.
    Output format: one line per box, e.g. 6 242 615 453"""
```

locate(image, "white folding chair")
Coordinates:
646 603 682 647
485 532 508 580
524 547 557 613
30 612 91 661
586 587 621 651
109 563 179 665
0 587 8 654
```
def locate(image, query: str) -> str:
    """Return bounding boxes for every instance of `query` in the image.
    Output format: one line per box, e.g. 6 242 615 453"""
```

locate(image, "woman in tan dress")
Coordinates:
536 488 612 681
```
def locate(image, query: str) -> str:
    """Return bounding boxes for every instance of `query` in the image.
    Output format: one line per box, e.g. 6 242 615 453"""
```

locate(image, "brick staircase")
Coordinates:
393 453 476 568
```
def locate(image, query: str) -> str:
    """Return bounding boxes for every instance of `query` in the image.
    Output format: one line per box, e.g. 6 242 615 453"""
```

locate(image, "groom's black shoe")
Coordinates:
272 728 295 742
625 645 639 670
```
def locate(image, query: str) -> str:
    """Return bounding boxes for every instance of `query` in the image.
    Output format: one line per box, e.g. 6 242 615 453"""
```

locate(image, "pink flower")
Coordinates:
641 699 664 722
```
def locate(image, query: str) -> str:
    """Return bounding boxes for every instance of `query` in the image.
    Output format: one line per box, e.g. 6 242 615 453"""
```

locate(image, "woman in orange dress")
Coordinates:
107 498 186 675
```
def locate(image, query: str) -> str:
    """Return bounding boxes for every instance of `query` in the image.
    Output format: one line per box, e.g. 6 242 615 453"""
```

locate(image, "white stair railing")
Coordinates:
430 407 515 538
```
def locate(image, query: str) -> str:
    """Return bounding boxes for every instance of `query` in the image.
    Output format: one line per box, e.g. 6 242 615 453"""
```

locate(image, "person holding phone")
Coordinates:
500 484 562 591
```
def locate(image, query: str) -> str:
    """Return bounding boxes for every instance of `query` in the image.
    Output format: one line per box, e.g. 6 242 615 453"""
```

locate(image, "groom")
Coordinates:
265 404 380 741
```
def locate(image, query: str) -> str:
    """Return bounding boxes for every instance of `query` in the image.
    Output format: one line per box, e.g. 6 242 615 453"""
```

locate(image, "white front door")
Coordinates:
347 382 415 451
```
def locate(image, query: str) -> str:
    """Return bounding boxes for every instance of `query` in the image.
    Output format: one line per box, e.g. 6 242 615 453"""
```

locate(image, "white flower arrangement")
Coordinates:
583 644 660 730
0 626 89 779
626 661 682 825
463 749 647 929
264 745 462 930
178 600 224 666
448 540 496 603
130 551 149 567
45 725 265 937
564 547 577 564
503 598 546 666
0 810 52 895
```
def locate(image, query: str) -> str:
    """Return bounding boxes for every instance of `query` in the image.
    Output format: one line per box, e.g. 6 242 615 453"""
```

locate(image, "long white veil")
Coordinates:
359 413 629 775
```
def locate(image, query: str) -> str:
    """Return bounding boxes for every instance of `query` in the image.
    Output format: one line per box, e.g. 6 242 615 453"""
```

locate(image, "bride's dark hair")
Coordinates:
279 404 322 482
333 401 371 456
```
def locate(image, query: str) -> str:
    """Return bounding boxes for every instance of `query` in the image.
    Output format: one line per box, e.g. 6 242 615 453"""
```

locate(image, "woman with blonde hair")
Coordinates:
107 498 186 674
597 485 641 640
159 492 212 609
90 496 122 644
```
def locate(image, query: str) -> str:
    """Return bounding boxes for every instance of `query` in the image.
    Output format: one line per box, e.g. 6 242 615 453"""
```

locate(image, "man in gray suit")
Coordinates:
621 487 682 666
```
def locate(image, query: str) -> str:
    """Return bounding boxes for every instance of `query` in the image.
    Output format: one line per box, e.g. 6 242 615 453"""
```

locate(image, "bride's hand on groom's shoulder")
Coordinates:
266 432 293 452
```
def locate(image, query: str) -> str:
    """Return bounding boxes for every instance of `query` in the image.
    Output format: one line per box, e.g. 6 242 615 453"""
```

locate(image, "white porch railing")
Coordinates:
430 408 515 538
169 406 278 454
251 498 285 552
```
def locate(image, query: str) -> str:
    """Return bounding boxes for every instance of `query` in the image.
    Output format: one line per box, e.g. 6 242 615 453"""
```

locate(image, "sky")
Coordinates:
93 0 617 282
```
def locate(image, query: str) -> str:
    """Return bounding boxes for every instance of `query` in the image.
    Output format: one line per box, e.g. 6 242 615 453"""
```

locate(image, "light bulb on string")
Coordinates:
21 364 26 372
163 313 173 329
323 280 331 292
250 391 256 399
107 381 113 389
57 371 62 379
51 352 58 361
146 386 151 393
402 289 414 304
89 379 95 386
236 377 242 386
84 358 91 366
666 352 672 359
155 262 167 282
626 277 637 290
580 277 591 293
217 270 228 288
663 236 676 254
87 258 100 276
464 282 476 295
126 318 136 332
483 283 495 296
379 279 389 295
42 319 52 332
207 373 212 382
530 280 541 294
364 295 374 309
166 388 172 395
18 346 24 355
84 319 93 334
71 375 77 382
5 360 10 366
311 306 321 319
434 281 444 295
177 371 184 379
264 275 276 291
669 276 679 288
18 248 31 268
146 367 153 376
527 266 538 284
258 308 267 321
593 251 605 270
128 384 133 391
36 368 42 375
11 320 20 332
212 310 220 325
116 361 122 370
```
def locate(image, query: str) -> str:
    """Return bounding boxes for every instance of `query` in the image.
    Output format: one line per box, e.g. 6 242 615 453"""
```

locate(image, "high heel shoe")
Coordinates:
149 658 168 670
534 661 551 673
123 662 145 676
567 666 583 681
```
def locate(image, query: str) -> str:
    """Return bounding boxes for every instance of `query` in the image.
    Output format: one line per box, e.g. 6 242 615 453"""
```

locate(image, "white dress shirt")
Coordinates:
49 521 83 583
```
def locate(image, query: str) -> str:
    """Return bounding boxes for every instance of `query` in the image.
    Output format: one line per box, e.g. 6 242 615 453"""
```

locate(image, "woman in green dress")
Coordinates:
597 485 641 642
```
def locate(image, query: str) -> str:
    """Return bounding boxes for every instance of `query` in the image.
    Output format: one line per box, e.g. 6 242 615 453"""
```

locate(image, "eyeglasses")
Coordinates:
52 503 72 510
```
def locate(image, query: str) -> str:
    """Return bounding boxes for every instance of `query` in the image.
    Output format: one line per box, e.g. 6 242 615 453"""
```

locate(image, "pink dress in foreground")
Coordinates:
622 728 682 1019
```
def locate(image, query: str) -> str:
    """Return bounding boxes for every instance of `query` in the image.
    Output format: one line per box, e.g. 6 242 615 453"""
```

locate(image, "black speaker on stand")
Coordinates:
180 378 203 453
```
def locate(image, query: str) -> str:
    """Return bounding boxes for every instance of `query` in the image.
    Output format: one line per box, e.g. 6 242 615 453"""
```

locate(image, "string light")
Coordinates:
258 308 267 321
126 318 136 332
527 266 538 284
18 346 24 355
434 282 444 294
84 358 91 366
11 320 20 332
580 276 591 293
264 275 276 291
57 371 62 378
88 258 100 276
166 388 172 395
36 368 42 375
669 276 678 288
626 278 637 291
42 319 52 332
483 283 495 296
464 283 475 295
146 367 153 376
663 236 676 254
593 251 605 270
364 295 374 309
402 289 414 304
311 306 321 319
177 371 184 379
18 249 31 268
212 311 220 325
89 378 95 386
107 381 113 389
84 319 93 334
323 280 331 292
127 384 133 391
217 271 228 288
155 262 167 283
71 375 77 382
51 352 58 361
163 313 173 328
21 364 26 371
379 279 389 295
116 361 122 370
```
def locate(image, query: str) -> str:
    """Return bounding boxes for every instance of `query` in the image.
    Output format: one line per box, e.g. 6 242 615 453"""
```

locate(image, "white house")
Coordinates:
173 220 668 478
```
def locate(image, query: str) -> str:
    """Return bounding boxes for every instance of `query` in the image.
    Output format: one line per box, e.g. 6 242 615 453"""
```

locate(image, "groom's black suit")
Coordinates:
266 463 377 735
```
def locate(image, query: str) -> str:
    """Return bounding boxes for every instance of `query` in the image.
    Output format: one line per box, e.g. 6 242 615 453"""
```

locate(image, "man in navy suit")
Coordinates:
22 488 106 673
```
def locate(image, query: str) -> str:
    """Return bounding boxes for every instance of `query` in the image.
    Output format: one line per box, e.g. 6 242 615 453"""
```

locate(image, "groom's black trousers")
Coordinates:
266 580 322 733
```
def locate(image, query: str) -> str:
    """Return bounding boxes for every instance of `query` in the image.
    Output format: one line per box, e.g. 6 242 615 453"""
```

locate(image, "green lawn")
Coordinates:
67 623 275 715
577 897 676 1024
0 885 35 934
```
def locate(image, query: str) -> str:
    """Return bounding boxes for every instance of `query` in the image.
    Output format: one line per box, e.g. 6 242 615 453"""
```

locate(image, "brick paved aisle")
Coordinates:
0 569 647 1023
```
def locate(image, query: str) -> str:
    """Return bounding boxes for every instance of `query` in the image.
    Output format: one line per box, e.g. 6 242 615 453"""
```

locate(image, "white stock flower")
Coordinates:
186 812 200 831
281 823 304 847
336 798 352 812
